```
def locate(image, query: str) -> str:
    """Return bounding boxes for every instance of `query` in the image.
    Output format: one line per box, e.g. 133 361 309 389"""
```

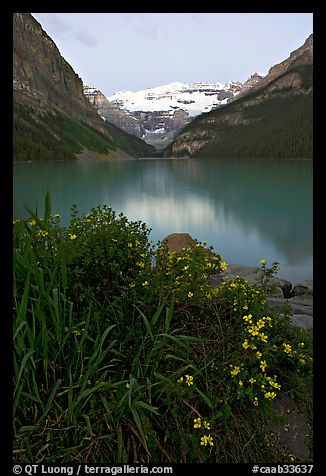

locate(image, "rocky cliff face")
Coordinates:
13 13 156 161
13 13 109 135
166 35 313 159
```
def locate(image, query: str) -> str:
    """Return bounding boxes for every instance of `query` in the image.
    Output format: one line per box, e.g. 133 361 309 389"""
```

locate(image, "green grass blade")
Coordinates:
140 310 153 339
14 349 34 395
38 379 62 423
165 301 174 331
17 270 31 323
44 190 52 222
130 407 149 454
194 387 214 409
13 320 27 342
134 400 160 416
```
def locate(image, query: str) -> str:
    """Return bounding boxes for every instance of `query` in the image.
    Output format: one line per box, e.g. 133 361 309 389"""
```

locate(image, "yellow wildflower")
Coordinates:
230 366 240 377
177 377 184 384
37 230 49 238
264 391 277 399
242 340 250 349
248 326 259 336
142 281 149 287
129 283 136 288
260 360 267 372
259 333 268 343
256 351 262 359
127 242 133 248
243 314 253 322
283 343 292 354
68 233 77 240
200 435 214 446
239 380 243 387
249 378 256 384
185 375 194 386
203 420 210 430
188 291 194 298
136 262 145 268
193 418 201 429
260 259 266 265
253 397 259 406
220 261 228 271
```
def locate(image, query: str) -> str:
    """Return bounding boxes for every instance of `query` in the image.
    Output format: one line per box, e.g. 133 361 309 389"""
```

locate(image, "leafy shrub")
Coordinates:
13 199 313 463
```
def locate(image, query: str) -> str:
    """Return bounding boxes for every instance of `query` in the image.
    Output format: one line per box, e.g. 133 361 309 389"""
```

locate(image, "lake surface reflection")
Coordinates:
13 158 313 283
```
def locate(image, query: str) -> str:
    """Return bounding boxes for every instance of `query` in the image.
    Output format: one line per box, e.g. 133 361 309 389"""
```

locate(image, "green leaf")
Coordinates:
44 190 52 222
165 301 174 331
14 349 34 395
140 310 153 339
130 407 149 453
38 379 62 423
134 400 160 415
151 299 166 327
194 387 214 409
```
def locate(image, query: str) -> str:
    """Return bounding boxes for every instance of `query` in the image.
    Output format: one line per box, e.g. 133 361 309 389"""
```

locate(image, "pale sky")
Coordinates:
31 13 313 96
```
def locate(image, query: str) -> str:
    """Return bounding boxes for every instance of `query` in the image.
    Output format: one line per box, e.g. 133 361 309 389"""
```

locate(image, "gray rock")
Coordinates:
267 393 311 461
216 264 292 298
291 279 313 297
267 296 313 317
266 297 292 314
291 314 313 330
208 261 313 329
269 286 285 298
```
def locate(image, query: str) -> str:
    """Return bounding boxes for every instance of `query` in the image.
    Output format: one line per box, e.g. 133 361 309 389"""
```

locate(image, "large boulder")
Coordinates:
161 233 196 253
291 279 313 297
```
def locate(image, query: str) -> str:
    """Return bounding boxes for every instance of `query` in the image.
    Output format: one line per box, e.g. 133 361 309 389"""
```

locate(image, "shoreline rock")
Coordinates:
161 234 313 330
215 264 313 330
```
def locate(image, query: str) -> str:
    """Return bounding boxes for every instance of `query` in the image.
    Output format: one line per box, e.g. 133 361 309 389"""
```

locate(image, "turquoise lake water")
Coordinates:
13 158 313 283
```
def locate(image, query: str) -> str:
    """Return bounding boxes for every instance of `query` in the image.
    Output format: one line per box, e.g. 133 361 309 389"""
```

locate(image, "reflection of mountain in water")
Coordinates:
13 158 312 269
169 159 312 263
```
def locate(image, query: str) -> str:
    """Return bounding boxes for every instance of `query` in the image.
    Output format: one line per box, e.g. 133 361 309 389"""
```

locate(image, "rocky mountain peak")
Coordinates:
84 80 247 149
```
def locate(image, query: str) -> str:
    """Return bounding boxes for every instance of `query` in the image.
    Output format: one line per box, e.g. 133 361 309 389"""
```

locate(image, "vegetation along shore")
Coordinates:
13 195 312 463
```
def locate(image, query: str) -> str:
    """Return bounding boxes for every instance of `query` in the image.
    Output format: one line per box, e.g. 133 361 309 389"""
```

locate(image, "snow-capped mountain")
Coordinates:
107 81 243 117
83 76 264 150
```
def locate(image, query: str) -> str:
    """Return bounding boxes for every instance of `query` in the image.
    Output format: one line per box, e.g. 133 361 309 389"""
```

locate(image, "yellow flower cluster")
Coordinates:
200 435 214 446
36 230 49 239
230 365 241 377
193 418 210 430
193 417 214 447
283 343 293 354
265 376 281 390
264 391 277 399
177 374 194 386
